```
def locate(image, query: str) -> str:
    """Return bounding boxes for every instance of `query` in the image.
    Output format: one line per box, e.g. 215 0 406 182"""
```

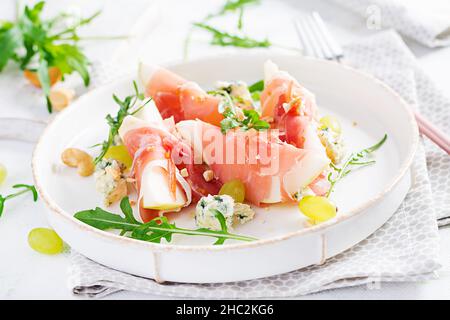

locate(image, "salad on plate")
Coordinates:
62 60 386 245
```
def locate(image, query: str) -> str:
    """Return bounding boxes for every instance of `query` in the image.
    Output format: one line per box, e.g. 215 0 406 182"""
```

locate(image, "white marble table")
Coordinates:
1 0 449 299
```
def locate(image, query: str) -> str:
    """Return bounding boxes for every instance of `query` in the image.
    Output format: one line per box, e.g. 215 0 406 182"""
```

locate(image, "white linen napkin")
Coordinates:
332 0 450 47
68 30 444 298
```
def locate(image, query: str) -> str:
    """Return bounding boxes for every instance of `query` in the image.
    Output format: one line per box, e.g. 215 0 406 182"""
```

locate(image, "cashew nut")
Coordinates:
180 168 189 178
203 169 214 182
61 148 95 177
50 88 75 111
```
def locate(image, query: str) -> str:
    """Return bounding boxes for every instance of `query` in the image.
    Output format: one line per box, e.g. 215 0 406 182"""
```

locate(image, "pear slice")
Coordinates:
119 108 191 212
118 107 166 142
175 120 204 165
261 176 282 204
139 161 187 210
264 60 280 85
283 151 330 198
138 62 160 88
132 99 163 124
118 116 148 141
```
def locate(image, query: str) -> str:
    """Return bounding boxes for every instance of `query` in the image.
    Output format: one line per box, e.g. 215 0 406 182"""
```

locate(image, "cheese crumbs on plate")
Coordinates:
195 195 255 231
94 159 128 206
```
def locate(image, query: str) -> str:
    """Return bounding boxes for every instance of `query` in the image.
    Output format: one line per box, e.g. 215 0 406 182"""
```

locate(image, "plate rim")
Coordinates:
31 52 419 252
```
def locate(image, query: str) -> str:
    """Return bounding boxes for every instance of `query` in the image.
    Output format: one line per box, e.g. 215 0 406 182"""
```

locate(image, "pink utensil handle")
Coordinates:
414 111 450 155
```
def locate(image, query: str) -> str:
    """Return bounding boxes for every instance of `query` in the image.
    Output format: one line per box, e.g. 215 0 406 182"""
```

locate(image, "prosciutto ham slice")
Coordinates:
261 60 319 149
118 103 220 222
261 61 331 196
135 61 331 203
139 63 223 126
176 120 330 205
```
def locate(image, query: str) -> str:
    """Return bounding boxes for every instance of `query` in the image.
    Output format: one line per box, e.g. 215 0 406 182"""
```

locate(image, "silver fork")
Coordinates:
294 12 344 62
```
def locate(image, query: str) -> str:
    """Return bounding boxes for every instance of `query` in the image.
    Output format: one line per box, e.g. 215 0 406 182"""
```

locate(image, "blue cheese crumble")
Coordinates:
318 127 345 164
216 81 253 109
94 159 127 206
233 202 255 225
195 195 255 231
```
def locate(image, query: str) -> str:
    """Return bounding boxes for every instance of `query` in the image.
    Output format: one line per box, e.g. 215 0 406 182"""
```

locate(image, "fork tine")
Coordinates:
312 12 344 61
297 16 324 58
294 19 314 57
301 16 325 59
306 14 334 60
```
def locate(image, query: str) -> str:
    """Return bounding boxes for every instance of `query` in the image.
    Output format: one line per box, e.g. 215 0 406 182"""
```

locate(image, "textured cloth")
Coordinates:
333 0 450 48
69 31 445 298
344 31 450 224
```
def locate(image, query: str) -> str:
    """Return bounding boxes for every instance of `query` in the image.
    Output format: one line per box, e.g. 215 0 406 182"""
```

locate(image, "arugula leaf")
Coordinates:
74 207 140 232
210 90 269 133
0 184 38 218
220 117 241 133
13 184 38 201
326 134 388 197
209 209 228 245
207 0 260 29
0 197 4 217
193 22 270 48
247 79 264 103
94 81 151 164
74 197 257 244
48 10 102 41
0 1 119 112
237 7 244 30
119 196 140 225
0 23 22 71
134 211 257 244
37 54 52 112
184 0 265 58
74 196 139 232
209 0 260 18
248 79 264 93
131 217 175 243
45 43 90 86
362 134 388 154
243 109 270 129
24 1 45 22
220 109 269 133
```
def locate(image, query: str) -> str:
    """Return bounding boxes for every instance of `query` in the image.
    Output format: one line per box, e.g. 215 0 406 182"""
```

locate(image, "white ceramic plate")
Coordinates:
32 52 418 283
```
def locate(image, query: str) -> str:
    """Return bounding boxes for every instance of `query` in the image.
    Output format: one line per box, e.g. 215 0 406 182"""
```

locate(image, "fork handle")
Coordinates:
414 111 450 155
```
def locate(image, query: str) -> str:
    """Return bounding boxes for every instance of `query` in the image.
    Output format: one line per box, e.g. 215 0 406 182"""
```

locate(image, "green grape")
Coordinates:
0 163 7 185
219 179 246 203
104 145 133 169
320 115 341 134
28 228 64 255
298 195 336 224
